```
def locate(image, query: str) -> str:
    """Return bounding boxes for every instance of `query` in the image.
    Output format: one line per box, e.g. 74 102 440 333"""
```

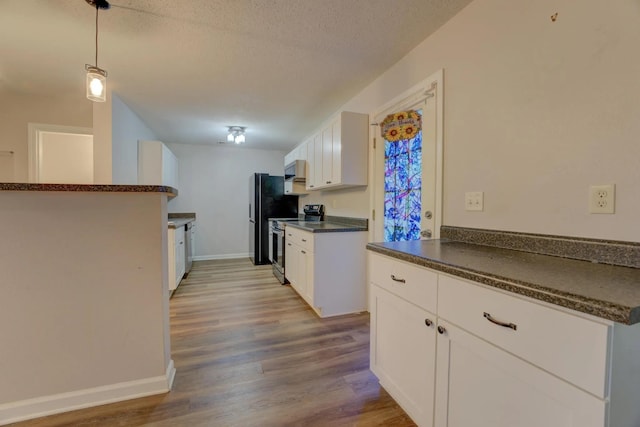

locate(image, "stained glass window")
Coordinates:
384 116 422 242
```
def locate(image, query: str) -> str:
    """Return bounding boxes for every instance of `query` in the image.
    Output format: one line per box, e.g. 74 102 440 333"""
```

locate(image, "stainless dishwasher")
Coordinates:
184 222 193 274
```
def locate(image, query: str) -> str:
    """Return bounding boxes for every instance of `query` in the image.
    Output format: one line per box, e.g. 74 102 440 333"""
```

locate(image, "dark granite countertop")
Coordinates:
0 183 178 197
285 221 367 233
168 217 195 228
168 212 196 228
367 239 640 325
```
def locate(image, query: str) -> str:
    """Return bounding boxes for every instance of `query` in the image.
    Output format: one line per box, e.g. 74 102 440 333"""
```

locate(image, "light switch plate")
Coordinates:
465 191 484 211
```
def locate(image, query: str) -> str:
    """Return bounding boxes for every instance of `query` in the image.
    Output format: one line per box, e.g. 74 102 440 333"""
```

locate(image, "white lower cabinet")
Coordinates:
368 251 640 427
285 238 312 300
434 321 604 427
168 226 185 291
370 285 436 427
285 226 367 317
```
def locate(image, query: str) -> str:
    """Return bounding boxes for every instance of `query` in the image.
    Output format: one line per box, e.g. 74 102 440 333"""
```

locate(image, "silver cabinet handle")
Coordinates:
425 319 433 327
287 243 292 246
326 181 332 184
390 274 406 283
301 239 307 242
301 250 306 254
483 312 517 330
437 325 446 335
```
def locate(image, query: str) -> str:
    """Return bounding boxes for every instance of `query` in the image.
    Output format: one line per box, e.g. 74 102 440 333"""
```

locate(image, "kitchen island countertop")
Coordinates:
285 221 367 233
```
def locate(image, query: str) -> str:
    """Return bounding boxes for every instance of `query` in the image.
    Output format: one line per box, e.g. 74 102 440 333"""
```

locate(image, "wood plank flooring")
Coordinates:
10 259 415 427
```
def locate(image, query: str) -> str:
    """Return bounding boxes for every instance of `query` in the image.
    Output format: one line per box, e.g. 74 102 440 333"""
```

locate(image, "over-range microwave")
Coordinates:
284 159 306 182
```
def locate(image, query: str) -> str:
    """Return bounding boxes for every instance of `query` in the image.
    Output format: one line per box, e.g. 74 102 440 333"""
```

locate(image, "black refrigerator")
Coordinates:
249 173 298 265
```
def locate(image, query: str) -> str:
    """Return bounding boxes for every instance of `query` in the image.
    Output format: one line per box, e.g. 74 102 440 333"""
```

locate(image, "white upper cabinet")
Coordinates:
138 140 179 189
285 111 368 192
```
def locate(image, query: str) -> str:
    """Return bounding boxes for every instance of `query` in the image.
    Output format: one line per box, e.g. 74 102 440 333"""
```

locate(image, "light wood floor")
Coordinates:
11 259 415 427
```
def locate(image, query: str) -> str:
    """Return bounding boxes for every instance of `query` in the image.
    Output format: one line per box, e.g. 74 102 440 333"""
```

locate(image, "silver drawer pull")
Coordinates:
301 239 307 242
390 274 406 283
483 312 517 330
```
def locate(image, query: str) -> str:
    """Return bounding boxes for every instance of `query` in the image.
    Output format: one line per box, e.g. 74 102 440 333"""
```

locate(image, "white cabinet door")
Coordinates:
168 227 176 291
175 228 185 285
285 240 298 289
305 139 315 191
434 320 606 427
296 245 309 301
299 248 314 307
321 125 333 186
371 284 436 427
287 243 311 302
330 116 342 185
312 133 323 189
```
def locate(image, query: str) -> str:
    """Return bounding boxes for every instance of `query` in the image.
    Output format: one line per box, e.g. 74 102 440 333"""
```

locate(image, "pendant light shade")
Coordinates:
85 0 110 102
86 66 107 102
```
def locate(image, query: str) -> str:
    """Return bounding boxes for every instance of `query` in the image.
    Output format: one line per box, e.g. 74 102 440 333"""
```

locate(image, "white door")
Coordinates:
434 321 606 427
28 123 94 184
372 70 443 242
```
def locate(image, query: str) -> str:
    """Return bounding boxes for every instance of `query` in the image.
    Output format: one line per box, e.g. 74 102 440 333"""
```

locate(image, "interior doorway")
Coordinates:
28 123 94 184
371 69 444 242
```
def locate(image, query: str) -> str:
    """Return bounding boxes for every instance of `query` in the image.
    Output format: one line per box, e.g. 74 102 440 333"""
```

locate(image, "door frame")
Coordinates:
27 123 93 183
369 69 444 242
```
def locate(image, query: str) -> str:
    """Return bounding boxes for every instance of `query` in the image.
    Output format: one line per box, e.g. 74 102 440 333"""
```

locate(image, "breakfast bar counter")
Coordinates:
0 183 177 425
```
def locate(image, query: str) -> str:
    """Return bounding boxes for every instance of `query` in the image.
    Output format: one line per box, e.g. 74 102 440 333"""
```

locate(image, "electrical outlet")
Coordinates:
465 192 484 211
589 184 615 214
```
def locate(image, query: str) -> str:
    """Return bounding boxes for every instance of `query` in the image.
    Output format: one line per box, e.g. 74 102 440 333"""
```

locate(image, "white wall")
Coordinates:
93 92 157 184
112 94 157 184
0 90 92 182
167 144 286 259
304 0 640 242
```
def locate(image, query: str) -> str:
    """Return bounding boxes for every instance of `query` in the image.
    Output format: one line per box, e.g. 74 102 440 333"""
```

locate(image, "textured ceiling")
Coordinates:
0 0 472 150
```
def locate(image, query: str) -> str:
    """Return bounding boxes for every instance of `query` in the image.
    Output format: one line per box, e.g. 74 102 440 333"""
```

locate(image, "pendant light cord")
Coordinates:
95 5 99 67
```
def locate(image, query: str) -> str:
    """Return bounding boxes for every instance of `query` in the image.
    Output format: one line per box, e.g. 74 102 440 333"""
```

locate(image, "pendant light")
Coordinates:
85 0 110 102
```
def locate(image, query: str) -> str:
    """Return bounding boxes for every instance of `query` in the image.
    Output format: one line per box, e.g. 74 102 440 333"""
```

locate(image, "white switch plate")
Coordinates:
589 184 615 214
465 191 484 211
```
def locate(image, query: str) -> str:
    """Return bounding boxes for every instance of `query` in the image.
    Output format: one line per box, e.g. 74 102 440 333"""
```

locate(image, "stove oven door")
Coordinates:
271 226 286 283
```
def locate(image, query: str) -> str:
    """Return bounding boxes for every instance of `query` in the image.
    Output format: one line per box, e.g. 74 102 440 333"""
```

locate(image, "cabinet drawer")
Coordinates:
285 227 313 251
368 253 437 313
438 274 610 398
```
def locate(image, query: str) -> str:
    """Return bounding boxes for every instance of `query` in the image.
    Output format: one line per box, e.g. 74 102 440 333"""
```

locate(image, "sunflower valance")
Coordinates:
380 110 422 142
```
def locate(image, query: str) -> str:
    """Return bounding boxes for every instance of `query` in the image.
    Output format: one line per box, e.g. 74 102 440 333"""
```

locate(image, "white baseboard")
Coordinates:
0 359 176 426
193 252 250 261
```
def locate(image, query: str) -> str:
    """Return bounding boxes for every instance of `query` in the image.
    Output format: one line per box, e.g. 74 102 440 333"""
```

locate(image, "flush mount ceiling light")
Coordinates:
85 0 110 102
227 126 246 144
